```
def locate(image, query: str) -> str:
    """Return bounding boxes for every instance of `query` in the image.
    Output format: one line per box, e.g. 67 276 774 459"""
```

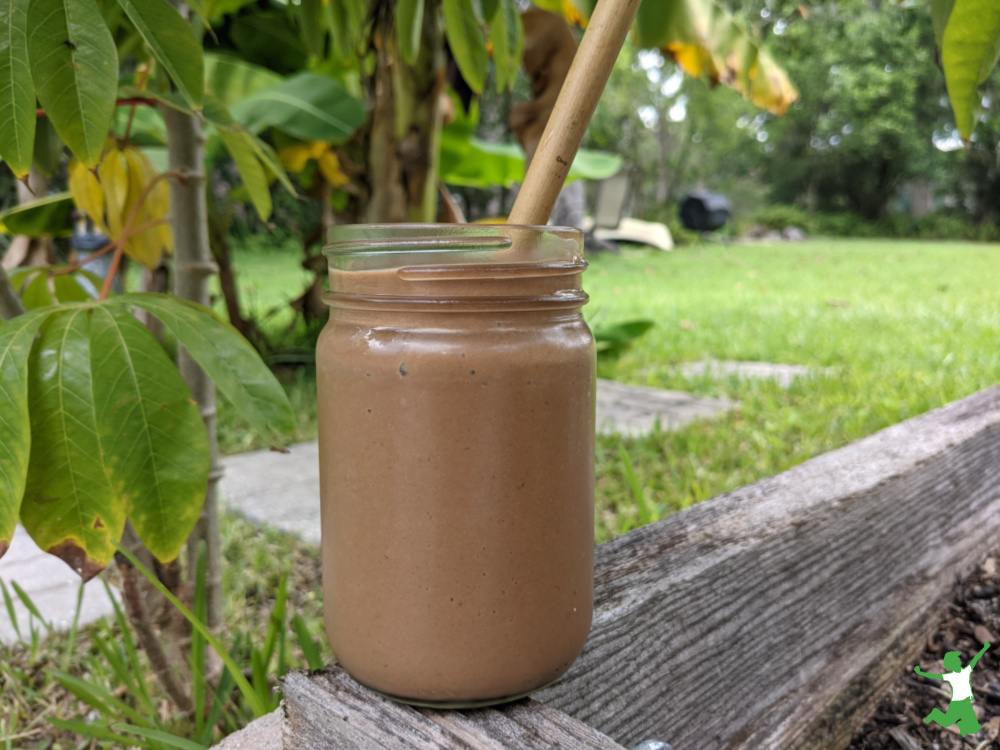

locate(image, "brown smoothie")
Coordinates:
316 227 595 705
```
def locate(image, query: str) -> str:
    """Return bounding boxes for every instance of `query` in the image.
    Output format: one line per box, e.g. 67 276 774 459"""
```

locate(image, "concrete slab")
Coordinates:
221 442 323 543
595 378 733 438
219 379 734 540
211 709 282 750
0 525 118 646
677 359 829 388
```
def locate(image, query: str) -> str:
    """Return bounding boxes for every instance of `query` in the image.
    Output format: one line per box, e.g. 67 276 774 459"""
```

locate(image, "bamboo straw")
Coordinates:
507 0 643 227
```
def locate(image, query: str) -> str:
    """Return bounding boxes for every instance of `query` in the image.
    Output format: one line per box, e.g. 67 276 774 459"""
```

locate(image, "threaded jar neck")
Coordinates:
323 224 588 312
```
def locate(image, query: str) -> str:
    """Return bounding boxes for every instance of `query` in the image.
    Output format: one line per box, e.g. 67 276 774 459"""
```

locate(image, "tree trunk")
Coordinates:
359 5 445 223
163 104 224 629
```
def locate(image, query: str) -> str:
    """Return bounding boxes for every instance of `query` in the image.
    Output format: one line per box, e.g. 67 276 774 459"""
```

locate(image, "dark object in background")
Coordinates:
680 191 731 231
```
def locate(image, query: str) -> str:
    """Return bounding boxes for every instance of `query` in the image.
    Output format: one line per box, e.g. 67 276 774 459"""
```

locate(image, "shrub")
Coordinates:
745 204 812 231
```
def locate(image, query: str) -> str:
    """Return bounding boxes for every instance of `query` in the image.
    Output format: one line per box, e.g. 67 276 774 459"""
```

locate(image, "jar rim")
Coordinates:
324 224 583 266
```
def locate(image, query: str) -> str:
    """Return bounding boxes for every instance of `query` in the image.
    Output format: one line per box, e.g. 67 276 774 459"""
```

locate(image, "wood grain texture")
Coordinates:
537 384 1000 749
507 0 642 226
281 667 626 749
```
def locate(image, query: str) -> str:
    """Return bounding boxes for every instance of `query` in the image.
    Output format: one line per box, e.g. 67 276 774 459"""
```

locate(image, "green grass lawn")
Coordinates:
587 239 1000 538
214 238 1000 540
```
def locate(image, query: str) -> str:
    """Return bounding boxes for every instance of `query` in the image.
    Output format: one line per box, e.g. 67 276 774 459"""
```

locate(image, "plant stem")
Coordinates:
49 217 167 279
162 103 224 628
0 266 26 321
124 65 153 144
118 557 194 713
98 243 126 301
51 241 116 276
34 97 156 118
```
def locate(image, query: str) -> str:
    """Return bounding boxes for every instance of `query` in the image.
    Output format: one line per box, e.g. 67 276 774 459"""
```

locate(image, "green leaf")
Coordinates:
204 0 255 20
47 718 150 747
396 0 425 65
0 309 49 559
299 0 326 59
53 274 94 303
941 0 1000 139
439 126 623 189
443 0 488 93
88 307 208 562
114 725 208 750
52 671 149 725
115 543 271 717
326 0 364 63
0 191 75 237
32 116 64 177
218 127 272 220
230 72 366 143
204 53 282 109
21 271 55 310
113 100 167 146
0 580 21 639
0 0 35 177
10 579 48 623
246 131 297 197
27 0 118 168
230 10 308 74
292 613 325 670
488 0 521 92
114 0 205 108
21 310 126 579
202 93 235 128
932 0 957 47
108 293 296 443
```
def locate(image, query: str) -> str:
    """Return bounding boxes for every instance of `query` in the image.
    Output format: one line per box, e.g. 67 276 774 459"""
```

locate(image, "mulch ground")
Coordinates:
848 554 1000 750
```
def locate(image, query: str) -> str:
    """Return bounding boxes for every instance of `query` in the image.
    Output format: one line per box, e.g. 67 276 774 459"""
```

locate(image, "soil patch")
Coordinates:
849 554 1000 749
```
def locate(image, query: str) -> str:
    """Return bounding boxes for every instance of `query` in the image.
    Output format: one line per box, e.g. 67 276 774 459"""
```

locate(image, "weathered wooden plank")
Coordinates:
537 384 1000 749
281 667 627 749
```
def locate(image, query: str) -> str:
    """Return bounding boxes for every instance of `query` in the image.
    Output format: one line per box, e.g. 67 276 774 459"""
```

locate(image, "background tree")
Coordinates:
758 0 949 220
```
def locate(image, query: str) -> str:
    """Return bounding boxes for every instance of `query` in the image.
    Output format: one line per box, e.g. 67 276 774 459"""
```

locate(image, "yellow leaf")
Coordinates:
749 49 799 116
68 159 110 236
99 148 130 239
666 43 711 78
121 147 171 269
317 150 349 187
278 141 328 173
561 0 588 28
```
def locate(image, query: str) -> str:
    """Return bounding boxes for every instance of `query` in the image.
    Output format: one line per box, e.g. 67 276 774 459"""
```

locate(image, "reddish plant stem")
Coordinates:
50 217 165 278
96 170 183 301
124 66 153 144
51 241 115 276
98 244 126 300
35 98 157 118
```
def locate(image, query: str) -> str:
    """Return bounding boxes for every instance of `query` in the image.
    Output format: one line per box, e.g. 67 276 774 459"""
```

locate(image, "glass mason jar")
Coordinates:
316 224 595 707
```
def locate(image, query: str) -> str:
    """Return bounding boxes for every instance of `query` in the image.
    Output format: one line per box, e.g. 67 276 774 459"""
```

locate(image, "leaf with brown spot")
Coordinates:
0 308 51 558
46 539 105 582
20 310 126 575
